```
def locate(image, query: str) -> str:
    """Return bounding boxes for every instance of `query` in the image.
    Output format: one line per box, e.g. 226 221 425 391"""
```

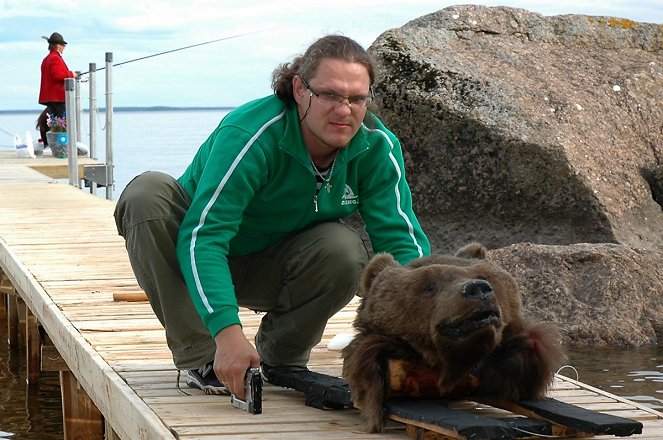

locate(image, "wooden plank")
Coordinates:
388 400 552 439
112 292 148 302
0 164 56 183
496 397 643 437
557 373 663 418
386 399 514 439
0 150 102 180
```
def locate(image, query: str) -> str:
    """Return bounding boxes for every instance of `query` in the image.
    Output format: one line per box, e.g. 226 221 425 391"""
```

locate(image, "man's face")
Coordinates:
294 58 371 154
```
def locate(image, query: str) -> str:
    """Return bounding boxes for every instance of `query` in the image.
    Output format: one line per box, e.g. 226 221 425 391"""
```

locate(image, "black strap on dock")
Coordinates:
515 397 643 436
385 398 551 439
265 368 352 409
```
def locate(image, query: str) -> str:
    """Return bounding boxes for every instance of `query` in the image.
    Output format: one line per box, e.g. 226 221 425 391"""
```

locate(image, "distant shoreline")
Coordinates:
0 106 236 114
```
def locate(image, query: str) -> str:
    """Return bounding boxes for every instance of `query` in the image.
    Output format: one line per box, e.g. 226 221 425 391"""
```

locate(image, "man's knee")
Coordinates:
114 171 187 236
308 223 369 283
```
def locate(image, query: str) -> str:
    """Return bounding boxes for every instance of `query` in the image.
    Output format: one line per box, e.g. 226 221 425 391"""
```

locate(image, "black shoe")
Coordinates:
186 361 230 395
260 362 309 384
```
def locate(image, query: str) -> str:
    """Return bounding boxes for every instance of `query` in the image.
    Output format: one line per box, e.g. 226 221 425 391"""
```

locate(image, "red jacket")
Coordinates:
39 50 75 104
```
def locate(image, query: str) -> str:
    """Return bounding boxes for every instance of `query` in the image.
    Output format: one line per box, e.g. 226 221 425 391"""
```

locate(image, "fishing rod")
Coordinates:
0 30 269 140
0 29 268 137
79 29 268 75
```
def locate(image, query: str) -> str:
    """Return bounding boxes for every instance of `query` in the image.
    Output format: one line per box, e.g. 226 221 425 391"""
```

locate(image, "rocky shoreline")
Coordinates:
366 5 663 346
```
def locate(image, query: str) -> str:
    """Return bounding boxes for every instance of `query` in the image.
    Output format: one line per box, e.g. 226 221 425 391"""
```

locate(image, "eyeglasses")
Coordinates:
301 78 373 108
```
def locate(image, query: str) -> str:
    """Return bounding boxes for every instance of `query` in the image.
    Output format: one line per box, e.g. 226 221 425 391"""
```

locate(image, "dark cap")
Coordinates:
47 32 67 45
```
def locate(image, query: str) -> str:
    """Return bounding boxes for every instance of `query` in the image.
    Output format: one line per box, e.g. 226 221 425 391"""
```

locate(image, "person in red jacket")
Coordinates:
37 32 77 146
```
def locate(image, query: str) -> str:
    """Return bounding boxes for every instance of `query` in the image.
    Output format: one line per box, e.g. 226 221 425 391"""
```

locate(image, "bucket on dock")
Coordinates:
34 139 44 155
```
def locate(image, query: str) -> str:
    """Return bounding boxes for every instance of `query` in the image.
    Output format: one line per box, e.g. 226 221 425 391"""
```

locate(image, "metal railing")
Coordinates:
64 52 115 200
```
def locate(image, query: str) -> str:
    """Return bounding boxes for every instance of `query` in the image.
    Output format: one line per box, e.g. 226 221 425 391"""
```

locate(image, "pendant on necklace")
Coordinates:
325 182 332 193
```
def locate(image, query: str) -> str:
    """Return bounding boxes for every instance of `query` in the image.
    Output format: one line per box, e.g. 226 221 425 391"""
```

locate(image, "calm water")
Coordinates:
0 108 231 199
0 109 662 438
564 344 663 410
0 305 64 439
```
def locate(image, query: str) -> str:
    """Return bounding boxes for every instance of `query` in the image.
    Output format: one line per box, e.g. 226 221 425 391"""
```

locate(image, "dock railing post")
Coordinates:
65 78 80 187
75 72 82 144
88 63 97 161
88 63 98 194
105 52 114 200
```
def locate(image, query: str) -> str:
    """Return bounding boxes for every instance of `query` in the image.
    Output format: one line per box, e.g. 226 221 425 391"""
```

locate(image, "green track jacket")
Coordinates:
176 95 430 337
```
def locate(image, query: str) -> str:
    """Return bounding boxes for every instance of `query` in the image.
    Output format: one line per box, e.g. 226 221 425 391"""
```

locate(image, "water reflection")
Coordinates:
564 344 663 410
0 307 63 440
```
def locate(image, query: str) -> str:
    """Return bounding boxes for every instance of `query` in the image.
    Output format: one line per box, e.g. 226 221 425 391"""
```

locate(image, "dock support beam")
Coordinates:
6 293 19 347
2 273 19 347
4 288 41 383
60 371 104 439
2 270 111 439
26 309 41 384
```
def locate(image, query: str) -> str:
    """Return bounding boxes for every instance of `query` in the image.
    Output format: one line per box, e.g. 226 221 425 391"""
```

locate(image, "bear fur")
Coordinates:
341 243 566 433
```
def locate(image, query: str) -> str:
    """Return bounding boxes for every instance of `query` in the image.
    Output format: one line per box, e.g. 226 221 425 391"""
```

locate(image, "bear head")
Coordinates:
354 242 524 378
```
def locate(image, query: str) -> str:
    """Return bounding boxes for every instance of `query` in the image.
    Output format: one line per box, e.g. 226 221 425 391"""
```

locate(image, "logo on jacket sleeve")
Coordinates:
341 184 359 206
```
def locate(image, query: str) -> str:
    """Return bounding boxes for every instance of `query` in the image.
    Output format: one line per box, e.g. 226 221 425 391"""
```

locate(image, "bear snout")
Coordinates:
461 279 494 301
435 303 501 338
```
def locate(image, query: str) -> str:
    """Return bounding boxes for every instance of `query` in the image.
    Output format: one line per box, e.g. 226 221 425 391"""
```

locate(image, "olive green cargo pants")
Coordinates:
114 171 368 369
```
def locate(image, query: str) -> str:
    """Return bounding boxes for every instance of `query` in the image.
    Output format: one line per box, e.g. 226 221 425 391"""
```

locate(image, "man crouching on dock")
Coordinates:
113 34 430 404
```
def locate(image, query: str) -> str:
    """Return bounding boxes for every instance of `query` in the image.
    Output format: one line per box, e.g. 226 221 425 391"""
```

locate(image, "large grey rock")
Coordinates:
488 243 663 346
365 5 663 345
369 5 663 252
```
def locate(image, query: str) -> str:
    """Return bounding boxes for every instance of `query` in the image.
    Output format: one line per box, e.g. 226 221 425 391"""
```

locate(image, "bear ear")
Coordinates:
455 242 487 260
359 253 399 297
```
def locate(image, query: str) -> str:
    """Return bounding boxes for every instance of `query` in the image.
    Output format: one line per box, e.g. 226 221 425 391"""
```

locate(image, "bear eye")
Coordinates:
423 282 438 296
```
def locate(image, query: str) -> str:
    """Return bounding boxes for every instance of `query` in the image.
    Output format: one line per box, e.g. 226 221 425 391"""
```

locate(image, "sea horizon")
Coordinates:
0 106 236 114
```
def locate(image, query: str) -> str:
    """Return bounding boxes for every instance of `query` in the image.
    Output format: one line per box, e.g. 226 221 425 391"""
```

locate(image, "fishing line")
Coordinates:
1 30 269 141
0 127 14 137
79 29 269 75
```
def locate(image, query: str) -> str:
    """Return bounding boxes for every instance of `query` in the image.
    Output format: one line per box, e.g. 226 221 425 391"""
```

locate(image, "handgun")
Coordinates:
230 367 262 414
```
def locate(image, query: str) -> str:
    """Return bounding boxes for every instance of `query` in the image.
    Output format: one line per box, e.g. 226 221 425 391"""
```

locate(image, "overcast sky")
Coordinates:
1 0 661 111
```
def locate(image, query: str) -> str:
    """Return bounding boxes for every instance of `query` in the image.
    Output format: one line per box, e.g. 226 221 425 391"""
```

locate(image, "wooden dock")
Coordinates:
1 154 662 439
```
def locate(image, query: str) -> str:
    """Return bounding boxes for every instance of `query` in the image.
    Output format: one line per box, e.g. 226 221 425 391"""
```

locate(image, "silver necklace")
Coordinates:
310 149 339 212
310 150 339 194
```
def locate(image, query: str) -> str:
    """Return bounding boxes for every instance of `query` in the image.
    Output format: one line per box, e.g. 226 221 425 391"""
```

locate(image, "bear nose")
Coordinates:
461 279 494 300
